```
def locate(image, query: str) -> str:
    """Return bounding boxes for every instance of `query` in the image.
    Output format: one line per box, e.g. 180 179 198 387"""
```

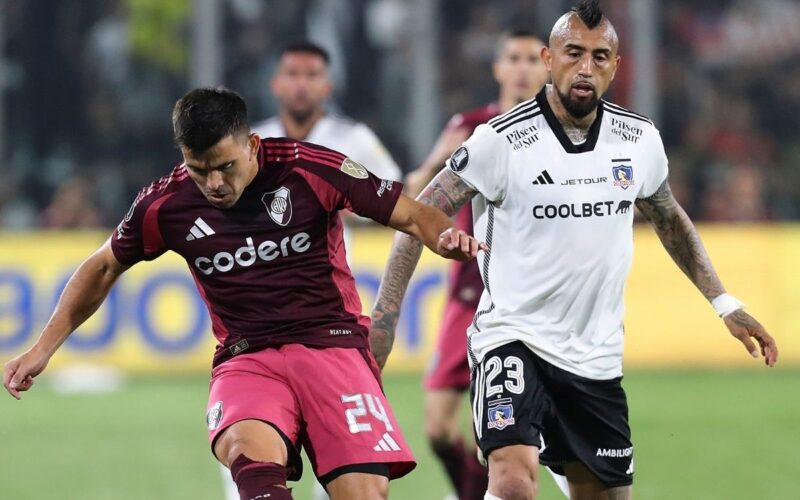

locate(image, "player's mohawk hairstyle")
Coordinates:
571 0 603 29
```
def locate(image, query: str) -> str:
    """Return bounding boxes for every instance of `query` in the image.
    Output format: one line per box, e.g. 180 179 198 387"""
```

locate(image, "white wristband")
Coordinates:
712 293 744 318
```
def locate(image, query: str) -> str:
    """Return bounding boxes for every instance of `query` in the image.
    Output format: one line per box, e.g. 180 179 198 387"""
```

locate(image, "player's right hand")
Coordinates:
437 227 488 262
3 347 50 400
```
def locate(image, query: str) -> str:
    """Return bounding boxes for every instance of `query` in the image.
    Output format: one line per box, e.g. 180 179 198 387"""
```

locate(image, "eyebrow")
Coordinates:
184 160 235 172
564 43 612 56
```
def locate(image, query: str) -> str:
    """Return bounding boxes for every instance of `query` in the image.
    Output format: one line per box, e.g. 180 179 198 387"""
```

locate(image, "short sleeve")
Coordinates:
446 123 509 203
296 145 403 226
347 124 402 181
636 128 669 199
110 188 171 266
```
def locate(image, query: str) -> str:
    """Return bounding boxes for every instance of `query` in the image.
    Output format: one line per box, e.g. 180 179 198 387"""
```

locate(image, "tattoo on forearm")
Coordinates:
635 180 725 299
370 170 476 368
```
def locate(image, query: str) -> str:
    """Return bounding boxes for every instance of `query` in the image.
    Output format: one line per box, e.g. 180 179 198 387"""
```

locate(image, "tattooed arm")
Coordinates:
370 169 479 369
636 180 778 366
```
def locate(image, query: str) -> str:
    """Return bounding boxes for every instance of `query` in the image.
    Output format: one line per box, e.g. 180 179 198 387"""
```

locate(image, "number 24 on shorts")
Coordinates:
340 393 394 434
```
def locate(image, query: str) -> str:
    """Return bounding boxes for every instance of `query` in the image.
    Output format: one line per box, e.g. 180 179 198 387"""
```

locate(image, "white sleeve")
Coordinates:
636 127 669 199
347 124 402 181
446 124 509 203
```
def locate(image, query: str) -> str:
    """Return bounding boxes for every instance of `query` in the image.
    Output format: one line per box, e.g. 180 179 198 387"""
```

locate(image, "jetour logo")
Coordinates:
194 233 311 275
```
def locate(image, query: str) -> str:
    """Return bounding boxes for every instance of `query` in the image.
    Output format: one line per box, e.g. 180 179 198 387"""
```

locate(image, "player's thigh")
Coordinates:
283 345 415 482
564 462 632 500
207 349 302 475
536 358 634 490
487 444 540 499
424 298 473 391
214 419 288 467
424 388 463 441
471 341 549 461
326 471 389 500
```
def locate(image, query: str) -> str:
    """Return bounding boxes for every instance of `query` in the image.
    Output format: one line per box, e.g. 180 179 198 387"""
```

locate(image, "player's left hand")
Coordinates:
723 310 778 367
437 227 488 261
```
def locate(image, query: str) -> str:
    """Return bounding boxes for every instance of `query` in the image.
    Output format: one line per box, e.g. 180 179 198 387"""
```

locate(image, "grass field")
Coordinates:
1 369 798 499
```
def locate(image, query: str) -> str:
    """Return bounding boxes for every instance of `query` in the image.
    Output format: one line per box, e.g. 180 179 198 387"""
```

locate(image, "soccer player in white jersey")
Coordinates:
252 41 401 183
370 1 779 499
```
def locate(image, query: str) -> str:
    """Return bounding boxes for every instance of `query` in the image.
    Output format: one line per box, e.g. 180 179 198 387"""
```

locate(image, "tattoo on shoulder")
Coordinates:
419 169 477 217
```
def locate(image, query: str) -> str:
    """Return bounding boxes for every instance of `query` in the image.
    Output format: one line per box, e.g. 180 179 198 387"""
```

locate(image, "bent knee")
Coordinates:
214 420 287 467
488 446 540 500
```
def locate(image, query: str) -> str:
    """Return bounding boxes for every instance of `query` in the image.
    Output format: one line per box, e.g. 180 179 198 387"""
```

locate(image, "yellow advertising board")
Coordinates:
0 226 797 374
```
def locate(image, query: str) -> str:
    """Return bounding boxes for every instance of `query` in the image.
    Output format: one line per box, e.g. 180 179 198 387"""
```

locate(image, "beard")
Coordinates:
287 106 316 124
556 85 599 119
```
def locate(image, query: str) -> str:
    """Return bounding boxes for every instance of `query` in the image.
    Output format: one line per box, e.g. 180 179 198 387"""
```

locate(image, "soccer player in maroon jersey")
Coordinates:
3 87 486 500
380 30 549 500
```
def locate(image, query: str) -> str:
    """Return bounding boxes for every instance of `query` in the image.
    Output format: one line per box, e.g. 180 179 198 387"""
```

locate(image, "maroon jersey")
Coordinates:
111 138 402 367
445 103 499 308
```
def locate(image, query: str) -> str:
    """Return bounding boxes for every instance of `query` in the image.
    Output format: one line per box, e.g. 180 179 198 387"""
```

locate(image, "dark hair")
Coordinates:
279 41 330 65
172 87 249 153
495 28 543 59
571 0 603 29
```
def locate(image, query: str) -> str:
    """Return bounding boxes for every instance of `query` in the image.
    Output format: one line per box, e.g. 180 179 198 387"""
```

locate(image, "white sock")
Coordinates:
484 492 503 500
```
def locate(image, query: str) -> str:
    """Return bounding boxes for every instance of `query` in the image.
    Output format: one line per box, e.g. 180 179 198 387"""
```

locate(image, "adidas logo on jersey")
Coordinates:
186 217 216 241
531 170 554 185
373 433 401 452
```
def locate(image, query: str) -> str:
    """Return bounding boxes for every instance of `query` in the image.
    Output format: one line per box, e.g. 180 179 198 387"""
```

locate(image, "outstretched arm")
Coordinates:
635 180 778 366
371 169 479 369
3 239 129 399
404 126 470 198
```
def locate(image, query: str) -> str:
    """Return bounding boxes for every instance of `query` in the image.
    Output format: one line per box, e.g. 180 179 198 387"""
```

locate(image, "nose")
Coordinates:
207 170 224 191
578 53 593 76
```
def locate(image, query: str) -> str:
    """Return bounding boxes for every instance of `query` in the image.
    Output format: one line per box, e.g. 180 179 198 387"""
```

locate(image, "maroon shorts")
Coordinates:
206 345 415 481
424 299 475 391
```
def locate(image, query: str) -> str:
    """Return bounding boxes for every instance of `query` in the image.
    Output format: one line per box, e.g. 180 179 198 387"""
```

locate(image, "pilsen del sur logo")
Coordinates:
261 186 293 226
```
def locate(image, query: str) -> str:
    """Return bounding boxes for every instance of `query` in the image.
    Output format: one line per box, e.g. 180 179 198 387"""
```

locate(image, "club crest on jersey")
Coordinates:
262 187 293 226
207 401 223 431
449 146 469 173
612 165 635 190
340 158 369 179
487 401 515 430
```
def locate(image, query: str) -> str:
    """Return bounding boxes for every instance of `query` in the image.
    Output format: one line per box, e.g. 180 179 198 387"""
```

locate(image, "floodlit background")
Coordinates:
1 0 798 499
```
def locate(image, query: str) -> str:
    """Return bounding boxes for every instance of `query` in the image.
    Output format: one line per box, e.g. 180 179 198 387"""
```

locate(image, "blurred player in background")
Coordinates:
403 29 548 500
253 41 401 184
3 87 487 500
371 0 779 499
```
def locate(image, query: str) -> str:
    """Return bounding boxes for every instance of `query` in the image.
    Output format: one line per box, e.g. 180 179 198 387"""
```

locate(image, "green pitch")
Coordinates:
0 369 797 499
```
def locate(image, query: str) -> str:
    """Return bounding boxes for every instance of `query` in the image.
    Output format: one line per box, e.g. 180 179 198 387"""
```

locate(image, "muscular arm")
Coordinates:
3 239 129 398
371 169 478 369
636 180 778 366
635 180 724 300
404 127 470 197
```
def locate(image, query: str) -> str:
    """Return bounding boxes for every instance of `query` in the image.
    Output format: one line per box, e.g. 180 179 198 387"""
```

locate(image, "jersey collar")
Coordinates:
537 87 604 154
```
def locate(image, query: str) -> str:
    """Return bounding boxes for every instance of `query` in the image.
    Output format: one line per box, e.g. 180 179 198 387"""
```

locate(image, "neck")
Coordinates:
498 92 524 113
545 85 598 142
279 109 324 141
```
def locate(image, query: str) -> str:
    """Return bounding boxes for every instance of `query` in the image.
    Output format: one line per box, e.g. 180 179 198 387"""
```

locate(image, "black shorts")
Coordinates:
470 341 633 487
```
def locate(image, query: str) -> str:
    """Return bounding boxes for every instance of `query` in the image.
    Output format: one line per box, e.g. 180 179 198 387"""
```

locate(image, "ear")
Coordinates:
492 61 501 85
609 55 621 83
248 133 260 160
270 75 281 98
542 46 553 71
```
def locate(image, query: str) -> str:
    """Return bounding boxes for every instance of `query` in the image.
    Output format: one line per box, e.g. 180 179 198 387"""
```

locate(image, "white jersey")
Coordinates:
253 115 402 181
449 87 668 380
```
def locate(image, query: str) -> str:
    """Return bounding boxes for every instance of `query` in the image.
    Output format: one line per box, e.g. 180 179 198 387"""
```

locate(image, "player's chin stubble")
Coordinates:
557 86 599 119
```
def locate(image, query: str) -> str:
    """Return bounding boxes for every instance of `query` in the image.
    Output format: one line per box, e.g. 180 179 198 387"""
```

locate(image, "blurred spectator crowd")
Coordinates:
1 0 798 229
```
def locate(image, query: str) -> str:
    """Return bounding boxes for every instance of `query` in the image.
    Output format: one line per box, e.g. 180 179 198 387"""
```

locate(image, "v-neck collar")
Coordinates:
537 87 604 154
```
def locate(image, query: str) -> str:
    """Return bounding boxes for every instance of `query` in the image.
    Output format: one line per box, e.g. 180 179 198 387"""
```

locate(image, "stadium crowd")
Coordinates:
1 0 799 228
